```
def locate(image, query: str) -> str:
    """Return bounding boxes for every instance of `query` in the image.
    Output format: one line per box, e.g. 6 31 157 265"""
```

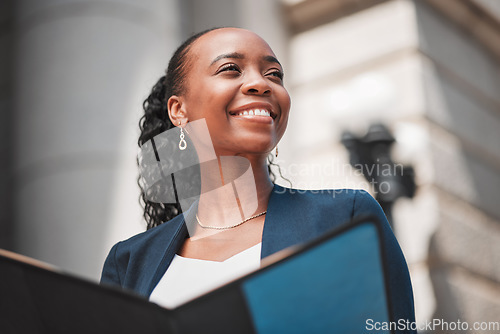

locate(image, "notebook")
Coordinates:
0 215 392 334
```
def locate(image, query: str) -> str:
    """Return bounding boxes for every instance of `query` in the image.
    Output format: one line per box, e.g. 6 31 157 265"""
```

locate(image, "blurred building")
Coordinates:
1 0 499 331
282 0 500 331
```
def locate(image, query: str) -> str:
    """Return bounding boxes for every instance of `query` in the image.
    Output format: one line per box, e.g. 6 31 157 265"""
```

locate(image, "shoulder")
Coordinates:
273 184 378 216
269 185 384 235
112 213 185 261
276 185 388 237
270 184 415 325
100 213 185 288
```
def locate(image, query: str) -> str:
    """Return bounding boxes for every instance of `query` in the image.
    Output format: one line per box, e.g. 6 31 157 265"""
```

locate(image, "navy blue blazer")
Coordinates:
101 185 415 326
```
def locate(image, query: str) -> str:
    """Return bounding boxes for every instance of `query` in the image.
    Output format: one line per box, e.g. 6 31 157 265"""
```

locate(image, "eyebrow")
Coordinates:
211 52 244 65
263 55 282 67
210 52 282 68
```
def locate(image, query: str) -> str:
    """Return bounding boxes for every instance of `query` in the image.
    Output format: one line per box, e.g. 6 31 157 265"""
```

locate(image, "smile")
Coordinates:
229 103 277 120
229 108 274 124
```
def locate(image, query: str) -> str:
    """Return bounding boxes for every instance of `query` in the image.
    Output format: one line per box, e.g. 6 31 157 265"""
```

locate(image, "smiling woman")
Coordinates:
100 27 416 331
165 28 290 262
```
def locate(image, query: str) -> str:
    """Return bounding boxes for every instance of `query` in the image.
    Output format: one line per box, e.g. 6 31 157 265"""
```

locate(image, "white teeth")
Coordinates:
234 109 272 117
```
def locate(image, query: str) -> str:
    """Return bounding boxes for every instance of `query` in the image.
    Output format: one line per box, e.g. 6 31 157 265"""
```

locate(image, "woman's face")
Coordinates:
177 28 291 157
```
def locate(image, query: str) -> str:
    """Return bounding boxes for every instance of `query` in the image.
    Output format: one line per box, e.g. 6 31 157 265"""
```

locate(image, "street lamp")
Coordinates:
341 123 416 230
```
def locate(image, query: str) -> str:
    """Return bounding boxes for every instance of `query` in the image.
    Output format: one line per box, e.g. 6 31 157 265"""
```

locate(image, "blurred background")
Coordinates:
1 0 499 331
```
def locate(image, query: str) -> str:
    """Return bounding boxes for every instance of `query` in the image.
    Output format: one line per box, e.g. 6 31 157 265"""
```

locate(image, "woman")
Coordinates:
101 27 415 325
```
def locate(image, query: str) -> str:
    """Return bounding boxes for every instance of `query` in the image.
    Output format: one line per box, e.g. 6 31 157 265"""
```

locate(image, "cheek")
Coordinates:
185 83 235 120
278 90 291 122
277 116 289 141
277 85 291 110
276 90 291 140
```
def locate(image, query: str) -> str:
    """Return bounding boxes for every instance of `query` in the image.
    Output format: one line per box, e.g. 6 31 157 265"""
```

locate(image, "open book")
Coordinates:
0 215 392 334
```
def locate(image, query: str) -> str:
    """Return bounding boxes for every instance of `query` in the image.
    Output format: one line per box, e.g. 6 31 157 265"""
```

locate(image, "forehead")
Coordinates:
189 28 277 64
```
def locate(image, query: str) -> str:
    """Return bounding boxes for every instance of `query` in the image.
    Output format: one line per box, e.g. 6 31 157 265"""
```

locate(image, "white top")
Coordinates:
149 243 262 309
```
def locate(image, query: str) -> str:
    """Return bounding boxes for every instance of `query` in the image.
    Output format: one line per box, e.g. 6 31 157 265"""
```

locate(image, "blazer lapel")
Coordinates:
261 184 317 258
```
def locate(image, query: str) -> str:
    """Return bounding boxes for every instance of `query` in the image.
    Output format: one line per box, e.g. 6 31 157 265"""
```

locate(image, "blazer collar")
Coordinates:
147 183 305 295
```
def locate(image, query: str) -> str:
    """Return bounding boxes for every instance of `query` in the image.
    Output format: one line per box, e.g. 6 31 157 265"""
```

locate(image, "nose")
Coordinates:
241 71 272 96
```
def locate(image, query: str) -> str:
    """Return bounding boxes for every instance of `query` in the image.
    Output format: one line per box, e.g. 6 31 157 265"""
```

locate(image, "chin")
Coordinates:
221 142 274 157
215 131 277 156
241 142 275 156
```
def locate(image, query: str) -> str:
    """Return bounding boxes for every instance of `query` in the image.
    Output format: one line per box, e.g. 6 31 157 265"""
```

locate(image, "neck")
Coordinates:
196 153 273 225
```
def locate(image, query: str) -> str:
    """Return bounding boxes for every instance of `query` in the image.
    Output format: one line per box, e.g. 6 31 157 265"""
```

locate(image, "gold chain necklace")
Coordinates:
196 211 267 230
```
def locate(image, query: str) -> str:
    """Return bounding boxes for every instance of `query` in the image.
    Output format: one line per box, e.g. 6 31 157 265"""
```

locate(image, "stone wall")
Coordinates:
416 0 500 330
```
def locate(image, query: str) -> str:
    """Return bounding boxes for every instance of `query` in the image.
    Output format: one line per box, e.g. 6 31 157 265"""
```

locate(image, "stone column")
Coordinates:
12 0 180 280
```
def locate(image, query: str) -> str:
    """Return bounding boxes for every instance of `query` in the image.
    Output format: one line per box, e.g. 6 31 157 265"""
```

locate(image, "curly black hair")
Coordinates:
138 28 288 230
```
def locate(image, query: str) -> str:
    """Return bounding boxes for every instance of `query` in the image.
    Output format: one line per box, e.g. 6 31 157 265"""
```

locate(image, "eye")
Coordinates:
267 69 284 81
217 63 241 74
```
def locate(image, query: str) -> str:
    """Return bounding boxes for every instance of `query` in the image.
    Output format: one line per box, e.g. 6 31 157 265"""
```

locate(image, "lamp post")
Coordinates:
341 124 416 230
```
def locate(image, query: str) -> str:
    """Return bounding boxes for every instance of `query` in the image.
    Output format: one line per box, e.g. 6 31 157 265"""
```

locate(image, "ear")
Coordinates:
167 95 188 127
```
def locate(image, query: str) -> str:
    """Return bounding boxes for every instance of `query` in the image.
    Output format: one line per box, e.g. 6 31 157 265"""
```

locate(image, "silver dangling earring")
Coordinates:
178 121 187 150
275 145 278 158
